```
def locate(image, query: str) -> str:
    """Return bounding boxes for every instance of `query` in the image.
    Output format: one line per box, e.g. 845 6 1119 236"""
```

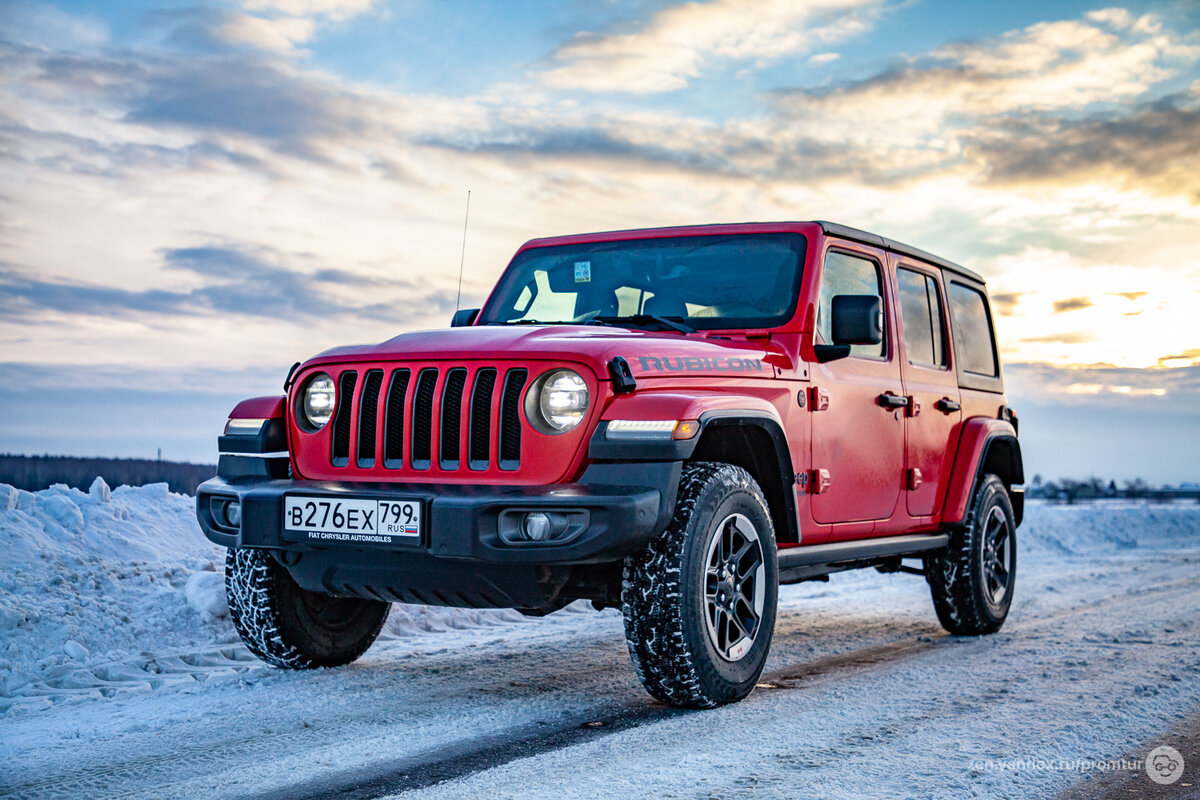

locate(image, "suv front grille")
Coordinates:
312 364 534 476
290 360 593 484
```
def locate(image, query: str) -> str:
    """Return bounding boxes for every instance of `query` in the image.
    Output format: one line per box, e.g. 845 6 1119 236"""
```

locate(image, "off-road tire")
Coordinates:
622 462 779 708
926 474 1017 636
225 548 390 668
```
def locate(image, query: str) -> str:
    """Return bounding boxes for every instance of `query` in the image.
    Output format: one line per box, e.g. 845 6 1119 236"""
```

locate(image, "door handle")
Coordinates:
877 392 909 409
935 397 961 414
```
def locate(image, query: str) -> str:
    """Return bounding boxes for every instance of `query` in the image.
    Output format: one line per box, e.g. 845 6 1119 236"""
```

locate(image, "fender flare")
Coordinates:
218 395 289 480
229 395 286 420
588 394 798 543
696 410 799 544
587 390 785 462
942 417 1024 526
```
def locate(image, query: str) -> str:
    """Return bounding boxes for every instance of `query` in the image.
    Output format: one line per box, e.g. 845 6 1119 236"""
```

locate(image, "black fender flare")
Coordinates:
589 410 799 543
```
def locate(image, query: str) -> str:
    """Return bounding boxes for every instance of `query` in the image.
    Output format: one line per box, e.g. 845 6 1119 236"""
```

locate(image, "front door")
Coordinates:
894 261 962 517
810 245 905 526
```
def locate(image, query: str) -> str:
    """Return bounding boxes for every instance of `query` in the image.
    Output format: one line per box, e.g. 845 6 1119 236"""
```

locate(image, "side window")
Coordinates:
897 268 946 368
818 250 885 358
948 283 998 377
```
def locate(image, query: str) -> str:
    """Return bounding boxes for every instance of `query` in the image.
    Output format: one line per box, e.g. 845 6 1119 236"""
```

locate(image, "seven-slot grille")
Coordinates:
325 365 529 473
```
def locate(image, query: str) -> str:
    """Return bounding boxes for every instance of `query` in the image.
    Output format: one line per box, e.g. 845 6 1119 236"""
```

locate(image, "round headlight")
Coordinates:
537 369 589 432
302 373 337 429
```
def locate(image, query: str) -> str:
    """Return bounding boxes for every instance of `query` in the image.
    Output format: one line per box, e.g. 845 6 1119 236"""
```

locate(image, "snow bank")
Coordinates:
0 480 1195 711
0 480 524 707
1019 501 1199 557
0 480 225 702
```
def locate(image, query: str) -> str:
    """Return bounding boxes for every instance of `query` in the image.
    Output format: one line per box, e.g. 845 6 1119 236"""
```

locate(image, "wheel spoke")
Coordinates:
736 561 761 593
989 526 1006 550
722 608 736 650
721 522 736 562
986 508 1006 546
994 556 1009 582
729 537 753 564
727 606 752 642
734 593 759 633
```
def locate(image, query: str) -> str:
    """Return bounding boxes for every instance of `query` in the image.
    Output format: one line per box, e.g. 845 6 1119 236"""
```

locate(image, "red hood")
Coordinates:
301 325 789 380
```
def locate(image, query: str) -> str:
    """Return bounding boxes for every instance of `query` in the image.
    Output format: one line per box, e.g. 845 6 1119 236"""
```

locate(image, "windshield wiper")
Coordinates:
590 314 695 334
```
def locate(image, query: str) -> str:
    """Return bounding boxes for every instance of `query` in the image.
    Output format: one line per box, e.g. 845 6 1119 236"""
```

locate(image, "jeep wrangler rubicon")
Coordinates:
197 221 1023 708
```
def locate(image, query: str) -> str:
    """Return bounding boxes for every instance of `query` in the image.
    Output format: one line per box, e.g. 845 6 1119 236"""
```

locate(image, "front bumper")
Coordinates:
196 461 678 567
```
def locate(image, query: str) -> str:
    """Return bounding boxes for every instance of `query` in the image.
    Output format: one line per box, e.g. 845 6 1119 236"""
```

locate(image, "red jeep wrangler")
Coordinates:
198 221 1023 708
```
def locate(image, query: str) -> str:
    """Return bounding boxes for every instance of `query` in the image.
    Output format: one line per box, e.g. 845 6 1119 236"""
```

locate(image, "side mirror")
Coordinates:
832 295 883 345
813 295 882 363
451 308 479 328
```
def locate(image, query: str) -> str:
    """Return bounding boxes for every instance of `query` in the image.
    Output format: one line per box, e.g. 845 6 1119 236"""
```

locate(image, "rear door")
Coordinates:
810 244 904 526
894 261 961 517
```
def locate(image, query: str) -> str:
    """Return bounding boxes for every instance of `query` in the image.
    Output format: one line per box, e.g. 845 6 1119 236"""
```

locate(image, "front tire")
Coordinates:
225 548 390 668
926 474 1017 635
622 462 779 708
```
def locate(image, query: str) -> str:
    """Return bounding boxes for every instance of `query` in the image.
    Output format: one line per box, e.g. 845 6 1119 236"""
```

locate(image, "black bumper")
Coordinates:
197 461 678 567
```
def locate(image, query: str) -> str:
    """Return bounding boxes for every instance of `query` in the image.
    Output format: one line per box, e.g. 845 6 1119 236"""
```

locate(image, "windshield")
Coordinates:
478 233 806 330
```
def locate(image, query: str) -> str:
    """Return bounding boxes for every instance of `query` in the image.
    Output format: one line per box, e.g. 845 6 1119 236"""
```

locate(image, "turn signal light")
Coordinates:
672 420 700 440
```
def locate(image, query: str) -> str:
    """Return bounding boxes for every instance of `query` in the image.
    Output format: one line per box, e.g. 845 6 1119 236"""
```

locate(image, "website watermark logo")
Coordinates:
971 746 1185 786
1145 745 1185 785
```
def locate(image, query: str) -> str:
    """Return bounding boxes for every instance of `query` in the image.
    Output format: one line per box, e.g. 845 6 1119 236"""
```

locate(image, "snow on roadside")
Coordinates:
0 480 225 704
1019 501 1200 557
0 480 527 711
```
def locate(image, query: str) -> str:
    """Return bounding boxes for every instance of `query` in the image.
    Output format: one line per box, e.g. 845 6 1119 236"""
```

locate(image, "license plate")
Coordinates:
284 496 421 545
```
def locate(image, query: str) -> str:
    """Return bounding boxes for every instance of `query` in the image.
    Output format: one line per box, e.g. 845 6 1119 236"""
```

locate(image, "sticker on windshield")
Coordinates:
574 261 591 283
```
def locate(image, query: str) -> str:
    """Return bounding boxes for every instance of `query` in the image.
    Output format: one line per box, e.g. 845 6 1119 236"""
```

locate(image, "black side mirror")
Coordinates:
451 308 479 327
813 295 883 363
832 295 882 345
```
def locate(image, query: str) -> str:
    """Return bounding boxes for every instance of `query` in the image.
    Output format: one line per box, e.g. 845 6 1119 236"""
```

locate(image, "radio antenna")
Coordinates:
455 189 471 311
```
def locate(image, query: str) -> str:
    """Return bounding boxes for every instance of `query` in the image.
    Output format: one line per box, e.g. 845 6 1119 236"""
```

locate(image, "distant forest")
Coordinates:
1027 475 1198 504
0 454 216 495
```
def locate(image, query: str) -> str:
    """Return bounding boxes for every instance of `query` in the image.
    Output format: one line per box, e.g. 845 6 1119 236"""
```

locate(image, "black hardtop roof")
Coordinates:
815 220 985 284
524 220 986 285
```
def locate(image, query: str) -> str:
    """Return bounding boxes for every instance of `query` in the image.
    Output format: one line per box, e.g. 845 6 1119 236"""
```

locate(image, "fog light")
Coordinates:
226 501 242 527
499 509 588 545
522 512 552 541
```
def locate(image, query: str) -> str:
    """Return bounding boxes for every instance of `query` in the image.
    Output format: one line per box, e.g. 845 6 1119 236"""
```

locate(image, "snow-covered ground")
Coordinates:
1 482 1197 799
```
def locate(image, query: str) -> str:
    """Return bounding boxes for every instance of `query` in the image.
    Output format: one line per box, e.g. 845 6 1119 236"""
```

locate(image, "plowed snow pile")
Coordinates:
0 480 527 708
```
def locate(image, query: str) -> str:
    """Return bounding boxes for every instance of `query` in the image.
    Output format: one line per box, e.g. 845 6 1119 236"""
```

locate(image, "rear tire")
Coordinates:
926 474 1016 636
225 548 390 668
622 462 778 708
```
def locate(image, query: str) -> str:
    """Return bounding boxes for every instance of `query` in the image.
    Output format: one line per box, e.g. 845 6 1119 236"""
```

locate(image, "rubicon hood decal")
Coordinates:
636 355 767 373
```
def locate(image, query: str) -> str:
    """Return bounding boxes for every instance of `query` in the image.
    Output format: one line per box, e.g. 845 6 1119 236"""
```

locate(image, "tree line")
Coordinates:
1028 475 1200 504
0 454 216 496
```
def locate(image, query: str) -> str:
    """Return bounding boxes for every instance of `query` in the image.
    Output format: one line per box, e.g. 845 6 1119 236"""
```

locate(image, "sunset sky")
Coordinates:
1 0 1197 482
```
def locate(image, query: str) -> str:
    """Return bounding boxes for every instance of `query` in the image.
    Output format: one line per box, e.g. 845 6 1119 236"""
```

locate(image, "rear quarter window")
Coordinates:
948 283 998 377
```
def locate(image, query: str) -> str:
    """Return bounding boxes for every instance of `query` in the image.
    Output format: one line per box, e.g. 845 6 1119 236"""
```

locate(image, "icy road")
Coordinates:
1 482 1197 799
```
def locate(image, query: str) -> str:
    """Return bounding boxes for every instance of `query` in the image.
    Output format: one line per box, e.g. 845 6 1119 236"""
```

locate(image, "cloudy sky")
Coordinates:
1 0 1197 482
